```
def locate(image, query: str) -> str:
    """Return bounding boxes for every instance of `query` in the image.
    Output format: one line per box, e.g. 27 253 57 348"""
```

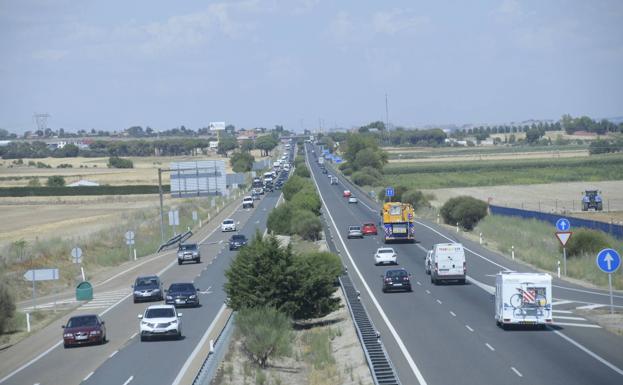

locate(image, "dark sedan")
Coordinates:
63 314 107 348
165 282 200 307
133 275 164 303
229 234 248 250
382 269 412 293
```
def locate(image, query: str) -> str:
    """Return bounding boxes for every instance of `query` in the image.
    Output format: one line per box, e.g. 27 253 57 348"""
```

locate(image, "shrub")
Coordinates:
441 196 488 230
377 185 408 202
267 204 293 235
27 178 41 187
565 229 612 257
108 156 133 168
291 252 342 319
0 281 16 334
294 164 311 178
46 175 65 187
351 167 384 187
290 191 321 215
291 210 322 240
402 189 429 210
230 151 255 172
283 176 314 201
57 163 73 168
236 307 292 368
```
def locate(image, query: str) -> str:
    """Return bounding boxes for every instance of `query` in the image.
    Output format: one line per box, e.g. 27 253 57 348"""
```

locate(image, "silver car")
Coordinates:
347 225 363 239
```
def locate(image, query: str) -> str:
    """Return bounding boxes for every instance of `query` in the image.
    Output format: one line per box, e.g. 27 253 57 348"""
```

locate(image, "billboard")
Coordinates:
170 160 226 197
209 122 226 131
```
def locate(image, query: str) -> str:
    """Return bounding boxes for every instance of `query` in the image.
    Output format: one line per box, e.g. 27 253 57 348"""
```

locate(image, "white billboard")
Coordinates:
170 160 226 198
209 122 226 131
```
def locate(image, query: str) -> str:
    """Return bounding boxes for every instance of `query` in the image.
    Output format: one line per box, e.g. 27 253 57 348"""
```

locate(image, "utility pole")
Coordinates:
158 168 165 243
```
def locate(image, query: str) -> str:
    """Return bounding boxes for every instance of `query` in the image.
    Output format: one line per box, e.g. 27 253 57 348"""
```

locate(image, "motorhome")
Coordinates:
495 271 552 329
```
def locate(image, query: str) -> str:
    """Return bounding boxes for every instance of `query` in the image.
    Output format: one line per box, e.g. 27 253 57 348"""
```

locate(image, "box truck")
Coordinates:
495 271 552 329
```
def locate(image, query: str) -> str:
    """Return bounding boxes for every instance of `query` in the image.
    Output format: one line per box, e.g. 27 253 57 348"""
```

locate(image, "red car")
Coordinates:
362 223 378 235
62 314 107 348
343 190 352 197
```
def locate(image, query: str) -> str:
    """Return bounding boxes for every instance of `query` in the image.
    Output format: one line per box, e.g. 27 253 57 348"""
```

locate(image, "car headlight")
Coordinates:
134 291 141 295
64 333 73 338
90 330 101 335
152 289 161 293
171 320 178 324
189 295 196 299
166 295 173 300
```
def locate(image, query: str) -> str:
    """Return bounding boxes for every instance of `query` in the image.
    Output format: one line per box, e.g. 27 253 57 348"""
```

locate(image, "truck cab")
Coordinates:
428 243 466 284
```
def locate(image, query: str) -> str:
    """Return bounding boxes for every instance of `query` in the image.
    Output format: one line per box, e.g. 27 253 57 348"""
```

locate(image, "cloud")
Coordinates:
372 9 428 36
31 49 68 61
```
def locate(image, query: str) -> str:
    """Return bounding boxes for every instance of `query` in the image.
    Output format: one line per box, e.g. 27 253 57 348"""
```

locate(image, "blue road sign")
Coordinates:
596 249 621 273
556 218 571 232
386 187 395 197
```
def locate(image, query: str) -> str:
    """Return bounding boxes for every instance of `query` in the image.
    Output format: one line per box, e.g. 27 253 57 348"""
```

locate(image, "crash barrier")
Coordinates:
489 205 623 239
192 312 236 385
157 230 193 252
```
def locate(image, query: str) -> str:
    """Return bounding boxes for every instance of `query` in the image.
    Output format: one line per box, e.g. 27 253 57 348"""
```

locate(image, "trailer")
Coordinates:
495 271 552 329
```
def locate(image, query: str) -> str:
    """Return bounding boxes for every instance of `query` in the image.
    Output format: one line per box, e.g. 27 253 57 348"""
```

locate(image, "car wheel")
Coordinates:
177 331 182 340
140 335 146 342
382 287 387 293
431 275 436 285
133 298 138 304
178 260 182 265
196 258 201 263
460 279 466 285
63 343 70 349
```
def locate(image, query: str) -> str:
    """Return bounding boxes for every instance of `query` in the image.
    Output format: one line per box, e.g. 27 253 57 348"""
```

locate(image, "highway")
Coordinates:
0 188 283 385
305 143 623 385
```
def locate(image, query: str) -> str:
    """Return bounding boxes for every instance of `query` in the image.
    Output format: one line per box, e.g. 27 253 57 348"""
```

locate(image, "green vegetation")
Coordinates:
302 328 336 369
385 144 588 160
236 307 293 369
224 234 342 320
383 154 623 189
0 185 170 197
254 135 279 156
230 151 255 172
440 196 488 230
565 229 612 257
589 138 623 155
473 215 623 289
0 281 16 334
108 156 134 168
217 135 238 156
46 175 65 187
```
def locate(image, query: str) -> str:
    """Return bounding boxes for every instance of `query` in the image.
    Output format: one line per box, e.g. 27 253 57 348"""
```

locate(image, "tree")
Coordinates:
108 156 134 168
290 209 322 240
290 252 342 319
255 135 278 156
230 151 255 172
440 196 488 230
290 191 321 215
236 307 292 368
282 176 314 201
46 175 65 187
267 204 293 235
402 189 429 210
217 136 238 156
293 164 311 178
240 139 254 152
0 281 16 334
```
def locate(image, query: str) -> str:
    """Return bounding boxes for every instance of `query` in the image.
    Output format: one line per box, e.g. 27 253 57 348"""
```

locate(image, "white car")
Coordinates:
348 196 358 204
242 196 254 209
138 304 182 341
221 219 236 232
374 248 398 265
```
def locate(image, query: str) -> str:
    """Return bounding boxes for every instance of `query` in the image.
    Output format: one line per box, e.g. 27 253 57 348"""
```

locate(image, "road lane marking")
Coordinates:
436 299 442 304
465 325 474 332
83 371 94 381
109 350 118 358
553 309 573 314
450 311 456 317
485 343 495 352
511 367 523 377
171 304 227 385
425 290 431 294
554 315 586 321
551 300 573 306
553 329 623 375
122 376 134 385
554 322 601 329
575 304 606 310
130 332 137 339
306 149 428 385
553 284 623 299
416 244 427 252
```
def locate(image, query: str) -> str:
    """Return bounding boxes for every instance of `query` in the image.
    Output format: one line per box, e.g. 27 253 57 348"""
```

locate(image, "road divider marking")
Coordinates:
553 309 573 314
485 343 495 352
575 304 606 310
436 299 442 304
551 300 573 306
511 367 523 377
465 325 474 332
122 375 134 385
130 332 137 339
83 371 94 381
425 290 431 294
109 350 118 358
554 322 601 329
554 315 586 321
450 311 456 317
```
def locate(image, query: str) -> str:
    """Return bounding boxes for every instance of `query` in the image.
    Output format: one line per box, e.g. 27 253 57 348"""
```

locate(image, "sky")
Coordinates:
1 0 622 134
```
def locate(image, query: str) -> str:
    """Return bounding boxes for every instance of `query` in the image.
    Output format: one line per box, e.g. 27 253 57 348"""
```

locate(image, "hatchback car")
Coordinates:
229 234 248 250
348 196 358 204
133 275 164 303
165 283 200 307
343 190 352 197
382 269 412 292
177 243 200 265
362 223 378 235
63 314 106 348
138 304 182 341
347 225 363 239
374 248 398 265
242 196 254 209
221 218 236 232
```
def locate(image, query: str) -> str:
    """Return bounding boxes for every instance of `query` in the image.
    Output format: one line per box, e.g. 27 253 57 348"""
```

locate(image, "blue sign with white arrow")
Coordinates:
596 248 621 273
556 218 571 232
386 187 394 197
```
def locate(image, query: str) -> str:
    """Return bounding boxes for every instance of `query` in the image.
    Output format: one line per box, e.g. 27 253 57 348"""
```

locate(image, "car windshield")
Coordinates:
67 315 98 328
232 235 246 241
223 220 234 224
179 244 196 251
386 270 408 278
136 277 159 287
349 226 361 231
145 308 175 319
378 249 394 254
364 223 375 227
168 283 195 292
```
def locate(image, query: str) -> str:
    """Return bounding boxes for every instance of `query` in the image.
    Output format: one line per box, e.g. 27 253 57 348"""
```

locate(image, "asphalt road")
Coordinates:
1 189 282 385
306 143 623 385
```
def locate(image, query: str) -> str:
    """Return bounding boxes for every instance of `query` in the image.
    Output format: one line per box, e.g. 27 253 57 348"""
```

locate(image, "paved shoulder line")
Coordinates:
307 150 428 385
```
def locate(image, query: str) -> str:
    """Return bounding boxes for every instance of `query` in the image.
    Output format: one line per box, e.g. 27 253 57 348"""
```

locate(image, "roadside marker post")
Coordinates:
556 218 572 276
125 231 135 262
596 248 621 314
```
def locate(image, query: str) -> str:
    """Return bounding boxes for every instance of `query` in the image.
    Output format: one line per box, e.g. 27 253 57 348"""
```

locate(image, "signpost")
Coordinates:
71 247 85 281
168 210 180 236
386 187 395 202
24 268 60 310
125 231 135 261
596 248 621 314
555 218 572 276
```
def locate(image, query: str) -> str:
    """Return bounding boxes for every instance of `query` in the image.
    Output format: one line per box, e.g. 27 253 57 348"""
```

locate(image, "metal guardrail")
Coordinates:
192 311 236 385
157 230 192 252
339 274 402 385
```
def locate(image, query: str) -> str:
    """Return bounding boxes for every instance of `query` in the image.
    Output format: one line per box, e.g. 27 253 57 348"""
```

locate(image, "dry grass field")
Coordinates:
388 149 588 163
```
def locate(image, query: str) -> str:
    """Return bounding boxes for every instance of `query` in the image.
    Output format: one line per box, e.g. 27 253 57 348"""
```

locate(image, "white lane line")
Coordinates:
554 315 587 321
576 304 606 310
554 329 623 375
122 376 134 385
130 332 137 339
465 325 474 332
511 367 523 377
555 322 601 329
551 300 574 306
109 350 118 358
416 244 427 252
553 284 623 299
306 150 428 385
83 371 94 381
485 343 495 352
171 304 227 385
436 299 442 304
425 290 431 294
0 341 63 384
553 309 573 314
466 276 495 295
417 281 421 286
450 311 456 317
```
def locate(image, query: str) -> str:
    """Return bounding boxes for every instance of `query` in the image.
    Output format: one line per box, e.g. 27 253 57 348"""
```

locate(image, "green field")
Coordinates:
382 154 623 189
386 144 588 159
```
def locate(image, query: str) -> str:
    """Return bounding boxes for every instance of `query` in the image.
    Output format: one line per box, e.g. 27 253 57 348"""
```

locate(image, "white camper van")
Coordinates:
495 271 552 329
426 243 466 284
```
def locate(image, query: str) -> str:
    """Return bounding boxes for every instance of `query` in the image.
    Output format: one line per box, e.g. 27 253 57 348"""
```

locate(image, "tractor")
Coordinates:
581 190 603 211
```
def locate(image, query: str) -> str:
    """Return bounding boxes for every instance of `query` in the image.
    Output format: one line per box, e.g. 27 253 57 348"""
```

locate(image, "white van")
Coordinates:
426 243 466 284
495 271 552 329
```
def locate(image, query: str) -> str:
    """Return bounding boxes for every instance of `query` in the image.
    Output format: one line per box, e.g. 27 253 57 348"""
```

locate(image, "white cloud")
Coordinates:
372 9 428 36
